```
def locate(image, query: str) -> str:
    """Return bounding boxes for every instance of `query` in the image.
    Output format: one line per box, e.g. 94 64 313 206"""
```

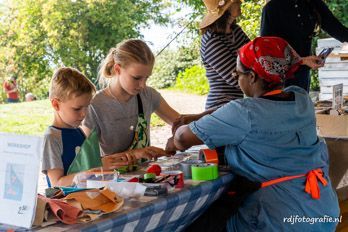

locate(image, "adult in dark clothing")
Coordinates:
261 0 348 92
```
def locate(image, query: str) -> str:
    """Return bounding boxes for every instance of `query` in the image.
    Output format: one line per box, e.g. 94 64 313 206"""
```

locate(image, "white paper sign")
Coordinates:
332 83 343 110
0 133 42 229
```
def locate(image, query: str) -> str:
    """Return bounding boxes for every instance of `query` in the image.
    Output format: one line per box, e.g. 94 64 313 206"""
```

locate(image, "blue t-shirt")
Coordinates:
189 86 339 231
41 126 86 176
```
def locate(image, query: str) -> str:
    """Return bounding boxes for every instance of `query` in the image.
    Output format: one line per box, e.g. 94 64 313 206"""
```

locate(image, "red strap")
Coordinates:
304 169 328 199
228 169 328 199
261 174 305 188
261 168 327 199
262 89 282 96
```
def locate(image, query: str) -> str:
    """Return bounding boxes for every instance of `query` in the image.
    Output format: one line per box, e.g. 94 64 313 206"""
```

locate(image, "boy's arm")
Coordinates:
47 169 75 187
42 129 68 186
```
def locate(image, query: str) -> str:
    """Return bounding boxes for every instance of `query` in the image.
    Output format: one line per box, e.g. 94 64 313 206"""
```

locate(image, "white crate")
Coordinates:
317 38 348 100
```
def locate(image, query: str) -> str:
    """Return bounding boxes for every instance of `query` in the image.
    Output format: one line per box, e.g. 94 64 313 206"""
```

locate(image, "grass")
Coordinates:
0 100 52 136
0 99 166 136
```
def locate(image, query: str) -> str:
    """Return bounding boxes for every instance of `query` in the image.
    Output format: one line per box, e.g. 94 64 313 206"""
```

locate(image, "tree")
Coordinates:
0 0 170 100
178 0 348 91
179 0 348 39
149 38 201 88
177 0 263 39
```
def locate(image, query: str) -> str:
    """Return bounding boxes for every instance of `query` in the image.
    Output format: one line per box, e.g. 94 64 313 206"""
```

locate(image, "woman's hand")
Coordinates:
165 137 178 155
301 56 324 70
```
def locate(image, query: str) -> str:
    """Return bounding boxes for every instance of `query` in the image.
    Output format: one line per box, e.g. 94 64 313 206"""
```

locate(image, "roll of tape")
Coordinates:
191 163 218 181
199 149 219 164
161 170 184 188
180 160 203 178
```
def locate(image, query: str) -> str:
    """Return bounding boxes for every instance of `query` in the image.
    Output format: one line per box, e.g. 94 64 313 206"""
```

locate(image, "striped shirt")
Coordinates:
201 23 250 110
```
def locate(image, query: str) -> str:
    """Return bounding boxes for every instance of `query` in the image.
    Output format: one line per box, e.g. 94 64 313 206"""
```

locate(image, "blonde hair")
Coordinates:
98 39 155 84
49 67 96 101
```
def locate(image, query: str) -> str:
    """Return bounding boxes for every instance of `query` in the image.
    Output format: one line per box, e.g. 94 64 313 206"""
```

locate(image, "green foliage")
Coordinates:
315 1 348 40
179 0 263 39
151 1 263 92
180 0 348 42
0 0 170 99
0 99 165 135
173 65 208 95
310 38 320 91
310 70 320 91
149 39 201 88
181 0 347 92
238 0 263 39
310 1 348 91
151 114 166 127
177 0 204 14
149 50 180 89
1 0 347 99
323 0 348 26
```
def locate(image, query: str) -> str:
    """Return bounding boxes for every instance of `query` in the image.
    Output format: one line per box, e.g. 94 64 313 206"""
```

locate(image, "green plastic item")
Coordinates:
67 130 101 174
115 165 138 174
144 173 156 180
116 166 129 174
191 163 219 181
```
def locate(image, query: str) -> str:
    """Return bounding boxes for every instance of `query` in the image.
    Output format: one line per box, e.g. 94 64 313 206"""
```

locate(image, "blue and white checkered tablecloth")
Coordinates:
82 173 233 232
1 173 233 232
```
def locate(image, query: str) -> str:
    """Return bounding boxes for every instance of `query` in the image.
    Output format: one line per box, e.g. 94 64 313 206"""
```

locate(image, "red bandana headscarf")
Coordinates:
238 36 302 84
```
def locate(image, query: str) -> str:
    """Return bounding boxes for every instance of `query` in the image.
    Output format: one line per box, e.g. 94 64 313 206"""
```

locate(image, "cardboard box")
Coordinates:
316 114 348 201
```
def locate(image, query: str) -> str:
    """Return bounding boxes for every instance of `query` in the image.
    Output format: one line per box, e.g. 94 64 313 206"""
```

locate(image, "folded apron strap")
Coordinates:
261 168 328 199
304 169 328 199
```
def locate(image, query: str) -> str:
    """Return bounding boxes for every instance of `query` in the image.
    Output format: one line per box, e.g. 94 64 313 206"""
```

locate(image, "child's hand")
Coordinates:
172 114 198 135
102 154 129 170
128 146 167 161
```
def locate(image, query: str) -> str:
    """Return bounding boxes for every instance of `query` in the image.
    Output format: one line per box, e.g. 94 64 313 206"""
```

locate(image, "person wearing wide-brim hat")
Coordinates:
199 0 250 111
200 0 241 29
195 0 250 169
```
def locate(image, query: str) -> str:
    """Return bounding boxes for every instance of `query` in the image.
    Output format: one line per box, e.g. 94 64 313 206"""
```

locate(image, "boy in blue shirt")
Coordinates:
41 67 97 187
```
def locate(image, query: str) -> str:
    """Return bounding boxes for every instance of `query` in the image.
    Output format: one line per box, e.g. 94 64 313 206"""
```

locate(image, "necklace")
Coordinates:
107 84 135 131
107 84 119 102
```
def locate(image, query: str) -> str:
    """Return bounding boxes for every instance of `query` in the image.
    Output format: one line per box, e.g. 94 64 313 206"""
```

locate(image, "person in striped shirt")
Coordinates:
200 0 250 110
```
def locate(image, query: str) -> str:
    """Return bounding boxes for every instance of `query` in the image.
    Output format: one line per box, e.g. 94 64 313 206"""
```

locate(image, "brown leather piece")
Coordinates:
63 188 124 214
